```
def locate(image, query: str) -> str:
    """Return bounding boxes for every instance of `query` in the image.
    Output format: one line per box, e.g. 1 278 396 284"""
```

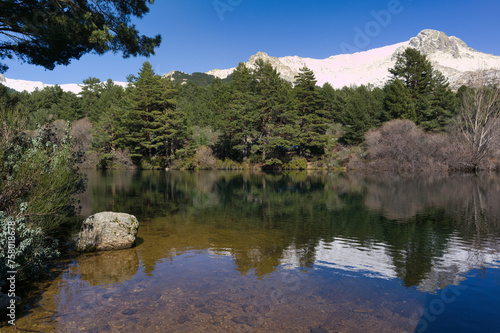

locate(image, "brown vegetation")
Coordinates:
361 119 448 171
194 146 218 170
450 73 500 171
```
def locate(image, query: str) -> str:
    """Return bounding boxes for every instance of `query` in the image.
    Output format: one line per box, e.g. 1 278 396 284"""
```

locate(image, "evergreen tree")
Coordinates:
383 79 417 121
161 78 190 164
176 81 212 127
123 62 171 161
215 63 257 161
232 63 258 160
389 48 434 94
207 78 232 158
268 80 299 161
321 82 343 123
340 85 384 145
293 67 328 157
90 80 126 166
424 71 457 131
79 77 102 121
53 90 81 121
252 59 291 161
24 85 81 128
1 0 161 73
388 48 456 131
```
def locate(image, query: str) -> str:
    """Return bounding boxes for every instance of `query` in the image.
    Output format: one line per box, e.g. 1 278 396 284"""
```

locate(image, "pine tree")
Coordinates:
389 48 434 94
90 80 126 166
388 48 456 131
215 63 257 161
176 81 212 127
79 77 102 121
383 79 417 121
268 80 299 161
123 62 170 161
161 78 190 163
340 85 384 145
1 0 161 73
208 78 232 159
252 59 289 161
321 82 343 123
423 71 457 131
293 67 328 157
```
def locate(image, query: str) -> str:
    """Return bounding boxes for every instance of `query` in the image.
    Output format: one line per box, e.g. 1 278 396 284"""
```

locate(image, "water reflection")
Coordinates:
76 248 140 285
4 171 500 332
77 170 500 293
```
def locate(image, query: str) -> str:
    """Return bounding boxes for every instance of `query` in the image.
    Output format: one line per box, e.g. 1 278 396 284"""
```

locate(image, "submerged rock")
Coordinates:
0 291 21 315
76 212 139 252
231 316 259 327
310 327 329 333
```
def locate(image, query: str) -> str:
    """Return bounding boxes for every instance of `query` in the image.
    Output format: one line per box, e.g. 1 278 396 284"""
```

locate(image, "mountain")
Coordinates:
0 74 128 94
2 29 500 93
207 29 500 89
0 74 83 94
162 70 220 87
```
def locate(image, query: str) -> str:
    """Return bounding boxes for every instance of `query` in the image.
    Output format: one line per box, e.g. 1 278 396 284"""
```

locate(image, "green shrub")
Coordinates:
169 157 195 170
0 126 86 232
216 158 244 170
283 158 308 170
264 158 283 170
140 156 167 170
0 205 60 289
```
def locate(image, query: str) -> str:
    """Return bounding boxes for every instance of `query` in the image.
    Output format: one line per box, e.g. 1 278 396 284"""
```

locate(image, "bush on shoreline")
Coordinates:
0 124 86 291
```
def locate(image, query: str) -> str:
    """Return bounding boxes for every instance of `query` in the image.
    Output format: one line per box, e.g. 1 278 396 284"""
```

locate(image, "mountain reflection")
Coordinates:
79 170 500 292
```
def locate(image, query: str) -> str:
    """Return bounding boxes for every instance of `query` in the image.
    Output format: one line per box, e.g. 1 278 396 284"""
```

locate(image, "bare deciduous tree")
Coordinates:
363 119 447 171
453 72 500 171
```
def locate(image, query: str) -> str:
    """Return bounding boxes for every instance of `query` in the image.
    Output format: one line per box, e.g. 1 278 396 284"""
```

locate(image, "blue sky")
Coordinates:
3 0 500 84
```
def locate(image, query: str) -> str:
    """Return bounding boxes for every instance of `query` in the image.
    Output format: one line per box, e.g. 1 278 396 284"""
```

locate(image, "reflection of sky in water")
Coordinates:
281 238 500 293
3 171 500 332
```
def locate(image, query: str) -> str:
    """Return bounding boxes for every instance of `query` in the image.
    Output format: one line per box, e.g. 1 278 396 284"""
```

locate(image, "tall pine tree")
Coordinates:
216 63 257 161
293 67 328 157
252 59 294 161
124 62 171 162
388 48 456 131
383 79 417 121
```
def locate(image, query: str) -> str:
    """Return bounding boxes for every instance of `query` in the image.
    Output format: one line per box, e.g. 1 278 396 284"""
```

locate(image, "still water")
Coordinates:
3 171 500 332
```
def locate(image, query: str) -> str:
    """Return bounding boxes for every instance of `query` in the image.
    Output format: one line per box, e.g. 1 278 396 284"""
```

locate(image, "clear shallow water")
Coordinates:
3 171 500 332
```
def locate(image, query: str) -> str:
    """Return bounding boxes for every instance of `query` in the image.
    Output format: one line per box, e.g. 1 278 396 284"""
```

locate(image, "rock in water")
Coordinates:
76 212 139 252
0 292 21 314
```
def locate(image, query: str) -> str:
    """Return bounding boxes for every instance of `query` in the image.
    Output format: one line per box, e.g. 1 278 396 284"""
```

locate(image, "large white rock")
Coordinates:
76 212 139 252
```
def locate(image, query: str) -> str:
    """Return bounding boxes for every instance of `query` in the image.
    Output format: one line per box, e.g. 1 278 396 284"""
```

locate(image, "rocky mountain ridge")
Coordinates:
2 29 500 93
207 29 500 89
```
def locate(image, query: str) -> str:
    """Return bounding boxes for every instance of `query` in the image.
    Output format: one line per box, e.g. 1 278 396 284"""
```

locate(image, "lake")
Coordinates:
3 171 500 332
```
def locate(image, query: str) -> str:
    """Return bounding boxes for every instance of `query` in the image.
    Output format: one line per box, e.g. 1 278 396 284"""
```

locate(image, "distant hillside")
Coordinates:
162 71 231 87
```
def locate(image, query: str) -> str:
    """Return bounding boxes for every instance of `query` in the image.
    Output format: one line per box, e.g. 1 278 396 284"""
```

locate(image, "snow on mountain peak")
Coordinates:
207 29 500 89
0 76 128 94
2 29 499 93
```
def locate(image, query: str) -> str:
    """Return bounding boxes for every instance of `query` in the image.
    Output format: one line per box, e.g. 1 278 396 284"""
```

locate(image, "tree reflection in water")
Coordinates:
5 170 500 332
78 170 500 291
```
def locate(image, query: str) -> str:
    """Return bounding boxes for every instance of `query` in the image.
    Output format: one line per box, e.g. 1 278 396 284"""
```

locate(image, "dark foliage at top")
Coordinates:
0 0 161 73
